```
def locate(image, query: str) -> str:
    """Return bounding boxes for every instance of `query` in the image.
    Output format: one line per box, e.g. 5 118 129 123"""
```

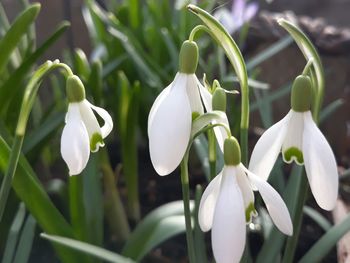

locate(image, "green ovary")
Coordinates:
90 132 104 152
283 147 304 165
245 202 257 222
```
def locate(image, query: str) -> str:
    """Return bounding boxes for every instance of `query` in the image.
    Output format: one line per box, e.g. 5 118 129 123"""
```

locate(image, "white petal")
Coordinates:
148 74 192 175
249 111 291 181
212 166 246 263
243 164 293 236
236 167 256 222
198 170 223 232
303 111 338 210
147 83 172 135
282 110 305 165
87 101 113 139
60 104 90 176
186 74 204 115
197 78 212 112
78 100 104 152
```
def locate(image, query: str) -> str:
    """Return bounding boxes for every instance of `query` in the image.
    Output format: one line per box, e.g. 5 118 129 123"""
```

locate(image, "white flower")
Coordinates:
199 163 292 263
249 109 338 210
148 72 211 176
61 99 113 176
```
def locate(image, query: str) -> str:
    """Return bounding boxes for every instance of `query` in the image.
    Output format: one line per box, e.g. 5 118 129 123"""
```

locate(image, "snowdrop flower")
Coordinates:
214 0 258 34
148 40 211 176
249 75 338 210
199 137 292 263
61 75 113 175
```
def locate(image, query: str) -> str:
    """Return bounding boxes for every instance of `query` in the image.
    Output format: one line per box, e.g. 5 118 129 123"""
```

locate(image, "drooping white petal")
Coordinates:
249 111 291 181
242 164 293 236
147 83 172 135
87 100 113 139
78 100 104 152
61 104 90 176
197 78 212 112
303 111 338 210
212 166 246 263
236 166 256 222
148 74 192 176
282 110 305 165
186 74 204 115
198 170 223 232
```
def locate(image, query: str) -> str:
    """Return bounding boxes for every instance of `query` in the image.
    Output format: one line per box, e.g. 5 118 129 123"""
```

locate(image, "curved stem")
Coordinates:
180 152 196 263
189 25 212 42
302 58 314 76
0 60 73 223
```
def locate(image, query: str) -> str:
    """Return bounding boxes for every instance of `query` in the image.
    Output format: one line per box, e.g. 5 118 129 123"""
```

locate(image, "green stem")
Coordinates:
0 135 24 220
189 25 212 42
282 174 308 263
302 58 314 76
69 175 86 241
180 152 196 263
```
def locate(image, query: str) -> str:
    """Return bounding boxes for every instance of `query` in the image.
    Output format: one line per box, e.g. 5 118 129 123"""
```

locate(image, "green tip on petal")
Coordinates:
245 202 257 223
283 147 304 165
224 137 241 166
90 132 104 152
212 87 227 112
192 111 200 121
66 75 86 102
291 75 312 112
179 40 198 74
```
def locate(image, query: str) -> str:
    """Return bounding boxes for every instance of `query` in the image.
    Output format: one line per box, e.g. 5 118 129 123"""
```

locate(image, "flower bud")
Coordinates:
212 87 227 112
291 75 312 112
66 75 86 103
224 137 241 166
179 40 198 74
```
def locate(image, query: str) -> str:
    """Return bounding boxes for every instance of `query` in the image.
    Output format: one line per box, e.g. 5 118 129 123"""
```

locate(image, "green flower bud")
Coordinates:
66 75 86 102
212 87 227 112
291 75 312 112
179 40 198 74
224 137 241 166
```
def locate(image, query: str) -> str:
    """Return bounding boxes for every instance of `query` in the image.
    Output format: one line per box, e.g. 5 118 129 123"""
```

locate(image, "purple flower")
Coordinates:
214 0 258 34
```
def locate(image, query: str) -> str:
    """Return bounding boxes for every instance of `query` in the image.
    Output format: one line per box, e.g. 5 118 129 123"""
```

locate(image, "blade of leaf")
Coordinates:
41 233 135 263
1 203 26 263
299 213 350 263
0 21 70 112
13 215 36 263
278 19 325 120
122 201 194 261
0 4 40 74
303 206 331 232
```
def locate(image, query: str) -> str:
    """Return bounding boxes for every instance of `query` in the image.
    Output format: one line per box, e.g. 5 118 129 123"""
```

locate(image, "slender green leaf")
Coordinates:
122 201 194 261
1 203 26 263
13 215 36 263
246 37 293 71
187 4 249 163
299 213 350 263
0 21 70 112
41 233 135 263
303 206 331 232
0 4 40 74
278 19 325 119
194 185 208 263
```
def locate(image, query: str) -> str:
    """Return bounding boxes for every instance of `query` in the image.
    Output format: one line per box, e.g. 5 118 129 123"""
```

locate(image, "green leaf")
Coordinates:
0 21 70 113
303 206 331 232
41 233 135 263
278 19 325 119
187 4 249 163
0 136 79 263
13 215 36 263
0 4 40 74
299 213 350 263
246 37 293 71
1 203 26 263
122 201 193 261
